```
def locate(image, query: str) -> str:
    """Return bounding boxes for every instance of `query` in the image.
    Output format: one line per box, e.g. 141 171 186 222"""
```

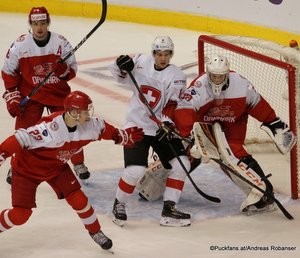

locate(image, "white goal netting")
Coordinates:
198 35 300 199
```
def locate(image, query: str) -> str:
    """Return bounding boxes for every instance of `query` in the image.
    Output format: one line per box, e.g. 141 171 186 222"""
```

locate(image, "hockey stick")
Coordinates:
194 122 294 220
213 158 293 220
127 71 221 203
20 0 108 107
180 61 198 71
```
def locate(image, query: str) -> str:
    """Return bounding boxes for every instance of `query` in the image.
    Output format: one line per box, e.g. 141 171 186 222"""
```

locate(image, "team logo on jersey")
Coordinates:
59 35 67 40
204 106 236 123
56 149 78 163
140 85 161 108
16 35 26 42
194 80 203 88
208 106 234 117
191 89 197 95
50 122 59 131
42 129 48 137
33 63 52 76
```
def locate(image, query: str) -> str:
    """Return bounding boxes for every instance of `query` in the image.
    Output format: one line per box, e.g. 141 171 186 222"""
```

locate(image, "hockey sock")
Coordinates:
66 190 100 234
0 207 32 232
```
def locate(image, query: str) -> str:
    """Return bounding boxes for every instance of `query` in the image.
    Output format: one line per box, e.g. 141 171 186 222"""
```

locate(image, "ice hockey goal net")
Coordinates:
198 35 300 199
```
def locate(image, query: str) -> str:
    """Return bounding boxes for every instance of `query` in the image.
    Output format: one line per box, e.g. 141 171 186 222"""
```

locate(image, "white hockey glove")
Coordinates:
260 117 296 154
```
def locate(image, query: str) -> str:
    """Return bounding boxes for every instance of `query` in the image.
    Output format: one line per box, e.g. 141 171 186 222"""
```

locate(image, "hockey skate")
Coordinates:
242 193 277 216
112 198 127 227
6 168 12 185
90 230 113 250
73 163 90 183
160 201 191 227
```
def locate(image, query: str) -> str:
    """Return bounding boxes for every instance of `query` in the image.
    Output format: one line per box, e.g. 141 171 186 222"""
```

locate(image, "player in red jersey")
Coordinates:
174 55 295 214
0 91 144 250
1 6 89 184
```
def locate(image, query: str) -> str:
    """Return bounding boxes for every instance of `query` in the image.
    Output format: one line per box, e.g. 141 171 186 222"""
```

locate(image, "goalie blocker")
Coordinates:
191 121 294 213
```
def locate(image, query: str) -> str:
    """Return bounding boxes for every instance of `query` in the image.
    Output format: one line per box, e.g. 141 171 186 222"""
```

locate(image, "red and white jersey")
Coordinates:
1 32 77 106
109 54 186 136
175 72 276 142
1 112 116 181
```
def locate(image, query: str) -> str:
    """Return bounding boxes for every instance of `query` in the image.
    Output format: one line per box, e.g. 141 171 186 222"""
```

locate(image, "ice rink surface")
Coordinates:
0 12 299 258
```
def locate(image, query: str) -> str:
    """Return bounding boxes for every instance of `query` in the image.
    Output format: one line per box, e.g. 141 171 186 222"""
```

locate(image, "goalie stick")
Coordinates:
20 0 108 107
127 71 221 203
193 122 294 220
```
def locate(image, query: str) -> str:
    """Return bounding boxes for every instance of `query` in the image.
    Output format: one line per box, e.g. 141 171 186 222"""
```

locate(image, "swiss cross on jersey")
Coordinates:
140 85 161 108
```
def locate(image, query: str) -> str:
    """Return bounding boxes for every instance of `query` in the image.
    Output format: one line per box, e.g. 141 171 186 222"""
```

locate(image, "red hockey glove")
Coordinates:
53 59 70 79
0 153 6 166
113 126 144 147
2 88 22 118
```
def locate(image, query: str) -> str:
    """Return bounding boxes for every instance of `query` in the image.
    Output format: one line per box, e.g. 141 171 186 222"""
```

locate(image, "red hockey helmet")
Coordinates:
28 6 50 24
289 39 299 48
64 91 93 112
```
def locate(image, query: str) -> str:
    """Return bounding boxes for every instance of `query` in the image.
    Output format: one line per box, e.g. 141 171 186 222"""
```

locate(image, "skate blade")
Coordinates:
105 249 114 254
243 203 277 216
160 217 191 227
112 217 125 227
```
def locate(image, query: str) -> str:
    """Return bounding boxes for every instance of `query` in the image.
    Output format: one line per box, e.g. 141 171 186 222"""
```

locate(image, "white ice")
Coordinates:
0 12 299 258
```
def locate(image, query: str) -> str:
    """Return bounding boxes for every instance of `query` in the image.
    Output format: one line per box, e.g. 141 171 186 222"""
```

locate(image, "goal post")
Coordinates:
198 34 299 199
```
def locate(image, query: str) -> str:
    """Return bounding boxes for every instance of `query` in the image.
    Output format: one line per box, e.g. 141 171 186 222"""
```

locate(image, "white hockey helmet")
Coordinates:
152 36 174 57
206 55 230 96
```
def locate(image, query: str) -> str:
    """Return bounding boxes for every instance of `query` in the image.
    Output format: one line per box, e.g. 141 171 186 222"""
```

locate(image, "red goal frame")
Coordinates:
198 35 298 199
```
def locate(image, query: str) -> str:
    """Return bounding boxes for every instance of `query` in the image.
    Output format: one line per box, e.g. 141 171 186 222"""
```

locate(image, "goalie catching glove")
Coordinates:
260 117 296 154
113 126 144 147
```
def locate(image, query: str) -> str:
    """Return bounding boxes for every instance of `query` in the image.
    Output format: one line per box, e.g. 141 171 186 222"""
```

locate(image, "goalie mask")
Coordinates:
152 36 174 57
64 91 94 120
206 55 230 96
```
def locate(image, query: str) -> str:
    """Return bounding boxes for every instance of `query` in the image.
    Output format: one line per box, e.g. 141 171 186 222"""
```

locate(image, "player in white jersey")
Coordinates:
0 90 144 251
174 55 295 214
1 7 89 184
109 36 191 227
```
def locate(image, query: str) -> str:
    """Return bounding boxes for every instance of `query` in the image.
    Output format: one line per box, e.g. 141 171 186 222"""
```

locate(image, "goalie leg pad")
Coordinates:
192 122 220 160
136 159 170 201
212 123 268 209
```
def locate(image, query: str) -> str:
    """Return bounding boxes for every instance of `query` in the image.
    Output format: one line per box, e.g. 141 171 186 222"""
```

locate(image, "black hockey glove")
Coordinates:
116 55 134 72
155 121 176 143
